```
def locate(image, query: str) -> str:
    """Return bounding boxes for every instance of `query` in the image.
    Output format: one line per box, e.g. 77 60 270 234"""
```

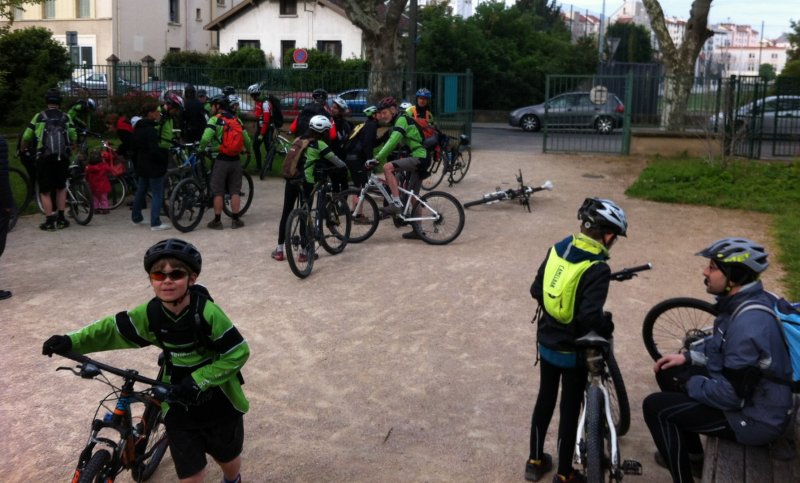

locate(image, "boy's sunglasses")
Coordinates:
149 270 188 282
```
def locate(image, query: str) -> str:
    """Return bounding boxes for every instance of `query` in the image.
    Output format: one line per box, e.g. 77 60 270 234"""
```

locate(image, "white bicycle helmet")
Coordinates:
578 197 628 236
227 95 241 107
330 97 348 110
247 83 261 96
400 101 413 110
309 115 332 133
363 105 377 117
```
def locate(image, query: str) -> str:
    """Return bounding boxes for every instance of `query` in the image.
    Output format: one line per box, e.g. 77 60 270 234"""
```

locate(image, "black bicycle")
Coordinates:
641 297 717 361
54 351 175 482
285 172 352 279
8 166 32 231
421 133 472 190
463 169 553 212
259 128 293 180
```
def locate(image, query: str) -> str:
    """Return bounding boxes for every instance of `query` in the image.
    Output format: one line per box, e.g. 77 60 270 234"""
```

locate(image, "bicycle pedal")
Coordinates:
621 460 643 475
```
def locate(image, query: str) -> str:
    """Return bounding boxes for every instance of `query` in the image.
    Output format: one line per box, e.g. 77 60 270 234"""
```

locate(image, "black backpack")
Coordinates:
268 94 284 128
39 109 70 160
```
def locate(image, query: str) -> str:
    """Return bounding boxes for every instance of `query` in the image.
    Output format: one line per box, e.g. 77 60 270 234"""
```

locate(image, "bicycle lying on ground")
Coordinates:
574 263 652 483
421 132 471 190
462 170 553 212
284 171 352 279
54 351 174 482
339 169 465 245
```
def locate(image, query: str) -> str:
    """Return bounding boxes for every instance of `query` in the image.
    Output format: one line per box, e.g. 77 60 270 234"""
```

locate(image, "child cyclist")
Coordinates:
42 238 249 483
526 198 628 483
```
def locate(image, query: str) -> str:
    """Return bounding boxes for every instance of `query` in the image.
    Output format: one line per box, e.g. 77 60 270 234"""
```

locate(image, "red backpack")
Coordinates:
217 114 244 156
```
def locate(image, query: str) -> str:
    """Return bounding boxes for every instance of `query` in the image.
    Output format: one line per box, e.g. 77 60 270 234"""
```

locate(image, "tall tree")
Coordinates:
340 0 408 99
642 0 713 130
787 19 800 63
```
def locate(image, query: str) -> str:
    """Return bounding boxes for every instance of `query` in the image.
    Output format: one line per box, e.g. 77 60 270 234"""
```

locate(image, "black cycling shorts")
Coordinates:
36 155 69 194
166 414 244 479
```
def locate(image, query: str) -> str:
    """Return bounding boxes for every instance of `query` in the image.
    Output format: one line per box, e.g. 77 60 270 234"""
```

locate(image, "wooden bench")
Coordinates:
703 399 800 482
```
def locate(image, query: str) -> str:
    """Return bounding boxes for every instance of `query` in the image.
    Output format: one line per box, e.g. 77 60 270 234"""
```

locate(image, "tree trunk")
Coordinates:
642 0 714 130
341 0 408 101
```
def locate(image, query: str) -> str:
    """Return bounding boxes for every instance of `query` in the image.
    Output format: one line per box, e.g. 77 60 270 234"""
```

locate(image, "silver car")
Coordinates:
708 95 800 137
509 91 625 134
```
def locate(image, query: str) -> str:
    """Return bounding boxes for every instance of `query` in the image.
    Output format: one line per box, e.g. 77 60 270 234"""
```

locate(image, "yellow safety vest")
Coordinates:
542 234 606 324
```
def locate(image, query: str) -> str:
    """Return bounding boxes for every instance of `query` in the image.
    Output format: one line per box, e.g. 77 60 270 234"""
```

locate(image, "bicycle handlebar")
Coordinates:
609 263 652 282
57 351 166 388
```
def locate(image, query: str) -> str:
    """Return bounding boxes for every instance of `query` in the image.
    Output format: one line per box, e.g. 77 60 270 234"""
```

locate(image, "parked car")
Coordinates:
59 72 136 96
509 91 625 134
128 80 189 99
277 91 315 119
708 95 800 137
334 88 368 115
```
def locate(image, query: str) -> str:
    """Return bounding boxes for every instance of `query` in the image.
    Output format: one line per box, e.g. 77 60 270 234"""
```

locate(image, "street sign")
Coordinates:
292 48 308 64
292 63 308 69
589 86 609 104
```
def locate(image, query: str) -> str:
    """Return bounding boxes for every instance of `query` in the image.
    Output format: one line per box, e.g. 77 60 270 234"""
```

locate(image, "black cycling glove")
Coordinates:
42 335 72 356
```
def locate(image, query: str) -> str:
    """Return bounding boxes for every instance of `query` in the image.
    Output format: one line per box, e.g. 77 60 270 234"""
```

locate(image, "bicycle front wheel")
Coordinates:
68 180 94 225
319 195 351 255
169 178 206 233
260 141 276 180
606 351 630 437
339 188 379 243
450 147 472 183
131 402 169 481
413 191 465 245
107 175 127 210
223 172 254 217
421 154 444 191
642 297 717 361
76 449 111 483
584 385 605 483
9 167 32 214
285 208 315 278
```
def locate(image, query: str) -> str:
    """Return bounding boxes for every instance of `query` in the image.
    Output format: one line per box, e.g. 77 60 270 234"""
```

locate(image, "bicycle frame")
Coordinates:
574 348 621 470
355 172 442 224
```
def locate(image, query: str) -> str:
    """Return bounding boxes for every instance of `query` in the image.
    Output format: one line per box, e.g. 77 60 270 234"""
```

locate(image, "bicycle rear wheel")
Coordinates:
68 179 94 225
606 351 630 437
413 191 465 245
340 188 379 243
642 297 716 361
222 172 254 217
260 142 277 180
76 449 111 483
319 195 351 255
285 208 314 278
131 402 169 481
9 167 32 214
107 175 127 210
421 154 444 191
450 147 472 183
169 178 206 233
584 385 606 483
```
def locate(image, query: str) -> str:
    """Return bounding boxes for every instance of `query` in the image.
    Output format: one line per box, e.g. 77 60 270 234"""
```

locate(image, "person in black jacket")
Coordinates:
0 136 13 300
345 105 379 189
181 85 207 143
131 103 170 231
525 198 628 483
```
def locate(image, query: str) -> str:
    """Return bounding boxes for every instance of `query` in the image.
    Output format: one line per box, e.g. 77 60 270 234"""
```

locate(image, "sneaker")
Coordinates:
56 218 70 229
383 202 403 215
132 218 146 226
653 451 702 478
231 218 245 229
552 471 586 483
207 219 224 230
525 454 553 482
402 230 422 240
150 223 172 231
298 251 319 263
39 220 56 231
271 248 285 261
353 214 371 225
0 290 11 300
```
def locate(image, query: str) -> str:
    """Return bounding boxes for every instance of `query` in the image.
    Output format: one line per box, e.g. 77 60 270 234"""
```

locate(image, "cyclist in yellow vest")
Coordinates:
525 197 628 483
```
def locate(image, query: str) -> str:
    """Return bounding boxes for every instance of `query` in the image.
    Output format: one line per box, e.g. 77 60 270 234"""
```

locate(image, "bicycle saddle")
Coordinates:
574 331 610 349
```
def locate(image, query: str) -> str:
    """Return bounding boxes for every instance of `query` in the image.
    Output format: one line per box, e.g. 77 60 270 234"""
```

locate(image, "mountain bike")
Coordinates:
573 263 652 483
338 170 465 245
285 172 352 279
641 297 717 361
168 151 254 232
259 128 293 180
54 351 175 482
463 170 553 212
35 161 94 225
421 133 472 190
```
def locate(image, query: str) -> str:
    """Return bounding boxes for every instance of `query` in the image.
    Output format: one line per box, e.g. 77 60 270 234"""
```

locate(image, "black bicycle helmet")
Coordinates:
45 87 62 104
222 85 236 96
697 237 769 275
144 238 202 275
312 88 328 102
377 96 397 110
578 197 628 236
197 89 208 98
209 94 228 109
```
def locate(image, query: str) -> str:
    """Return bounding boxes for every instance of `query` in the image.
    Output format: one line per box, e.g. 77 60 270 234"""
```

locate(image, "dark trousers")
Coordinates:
529 358 587 476
277 180 312 245
0 207 8 258
642 366 736 483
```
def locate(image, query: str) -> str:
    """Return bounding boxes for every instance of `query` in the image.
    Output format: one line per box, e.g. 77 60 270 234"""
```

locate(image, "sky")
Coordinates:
557 0 797 39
